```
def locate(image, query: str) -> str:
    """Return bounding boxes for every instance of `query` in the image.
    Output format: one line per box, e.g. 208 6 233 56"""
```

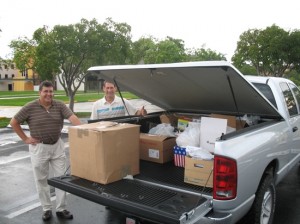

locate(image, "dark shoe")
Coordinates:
42 210 52 221
56 210 73 219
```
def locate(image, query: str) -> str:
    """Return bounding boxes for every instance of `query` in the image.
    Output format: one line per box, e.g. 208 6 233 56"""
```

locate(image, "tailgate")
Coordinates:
48 161 213 224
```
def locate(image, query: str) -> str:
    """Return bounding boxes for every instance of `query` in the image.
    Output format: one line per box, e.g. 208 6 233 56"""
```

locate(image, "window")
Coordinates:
5 74 8 79
289 83 300 114
252 83 277 108
280 82 298 116
12 74 15 78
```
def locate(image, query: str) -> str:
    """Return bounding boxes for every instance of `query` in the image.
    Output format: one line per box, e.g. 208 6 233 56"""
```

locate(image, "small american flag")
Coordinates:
173 146 186 167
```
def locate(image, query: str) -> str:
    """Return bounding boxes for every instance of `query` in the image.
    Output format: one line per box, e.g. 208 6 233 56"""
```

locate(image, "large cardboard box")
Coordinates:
140 133 176 163
211 113 247 130
184 156 214 187
68 121 140 184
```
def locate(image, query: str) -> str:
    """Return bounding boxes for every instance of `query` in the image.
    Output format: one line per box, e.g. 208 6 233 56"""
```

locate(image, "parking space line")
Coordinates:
0 142 69 165
5 195 56 219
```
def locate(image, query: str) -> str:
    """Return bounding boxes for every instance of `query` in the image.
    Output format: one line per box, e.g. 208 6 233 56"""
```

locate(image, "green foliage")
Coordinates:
131 36 225 64
186 47 226 61
142 37 187 64
285 70 300 86
131 36 156 64
9 37 36 72
232 24 300 77
9 18 134 111
235 63 258 75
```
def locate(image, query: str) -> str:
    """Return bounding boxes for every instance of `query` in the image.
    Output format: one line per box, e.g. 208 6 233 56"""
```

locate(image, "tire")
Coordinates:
241 170 276 224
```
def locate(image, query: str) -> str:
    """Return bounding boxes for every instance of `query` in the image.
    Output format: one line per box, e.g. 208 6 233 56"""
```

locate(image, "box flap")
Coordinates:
70 121 140 132
211 114 236 128
140 133 172 142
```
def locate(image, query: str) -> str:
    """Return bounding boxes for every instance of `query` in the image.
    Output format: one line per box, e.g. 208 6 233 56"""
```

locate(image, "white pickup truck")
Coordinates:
49 61 300 224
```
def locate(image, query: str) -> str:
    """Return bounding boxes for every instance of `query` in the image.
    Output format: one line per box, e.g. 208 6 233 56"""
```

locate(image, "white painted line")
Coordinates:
5 193 71 219
0 143 69 165
5 201 43 219
5 195 55 219
0 155 30 165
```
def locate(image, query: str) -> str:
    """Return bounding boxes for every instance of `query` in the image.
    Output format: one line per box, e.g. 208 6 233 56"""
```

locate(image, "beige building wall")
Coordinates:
0 62 17 91
12 68 35 91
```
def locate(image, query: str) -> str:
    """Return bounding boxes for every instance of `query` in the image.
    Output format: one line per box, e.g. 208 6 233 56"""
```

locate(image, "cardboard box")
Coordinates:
211 114 247 130
140 133 176 163
160 114 178 127
184 156 214 187
68 121 140 184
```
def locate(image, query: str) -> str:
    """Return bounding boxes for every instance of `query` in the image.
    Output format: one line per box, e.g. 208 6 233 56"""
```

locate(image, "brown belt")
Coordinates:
42 140 58 145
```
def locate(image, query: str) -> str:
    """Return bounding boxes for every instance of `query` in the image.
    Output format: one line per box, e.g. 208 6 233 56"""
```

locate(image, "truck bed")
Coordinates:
48 160 213 224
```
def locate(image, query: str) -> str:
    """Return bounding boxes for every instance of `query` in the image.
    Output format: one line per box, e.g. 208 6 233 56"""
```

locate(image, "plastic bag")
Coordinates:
186 146 214 160
148 123 176 137
176 122 201 147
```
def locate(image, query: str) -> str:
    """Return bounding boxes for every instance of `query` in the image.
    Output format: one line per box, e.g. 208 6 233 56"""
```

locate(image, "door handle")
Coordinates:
292 127 298 132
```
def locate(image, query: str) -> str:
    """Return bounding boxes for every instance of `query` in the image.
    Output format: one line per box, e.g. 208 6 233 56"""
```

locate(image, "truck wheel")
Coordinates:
246 171 276 224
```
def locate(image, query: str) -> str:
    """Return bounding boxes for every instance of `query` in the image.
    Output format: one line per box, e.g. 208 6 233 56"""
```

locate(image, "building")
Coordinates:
0 60 38 91
0 61 17 91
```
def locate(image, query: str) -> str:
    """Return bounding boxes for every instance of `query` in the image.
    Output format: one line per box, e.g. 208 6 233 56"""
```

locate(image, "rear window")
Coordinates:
252 83 277 109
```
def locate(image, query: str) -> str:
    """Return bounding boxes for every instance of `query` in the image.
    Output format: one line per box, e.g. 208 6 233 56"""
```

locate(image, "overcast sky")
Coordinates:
0 0 299 61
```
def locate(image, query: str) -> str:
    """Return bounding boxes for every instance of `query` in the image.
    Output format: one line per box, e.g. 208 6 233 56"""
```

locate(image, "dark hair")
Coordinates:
103 80 116 87
39 80 54 91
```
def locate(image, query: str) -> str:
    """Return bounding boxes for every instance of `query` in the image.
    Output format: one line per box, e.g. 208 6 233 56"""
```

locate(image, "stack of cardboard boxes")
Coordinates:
68 114 244 188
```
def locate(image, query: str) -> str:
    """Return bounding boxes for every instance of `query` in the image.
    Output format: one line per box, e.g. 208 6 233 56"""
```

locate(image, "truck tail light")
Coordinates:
213 156 237 200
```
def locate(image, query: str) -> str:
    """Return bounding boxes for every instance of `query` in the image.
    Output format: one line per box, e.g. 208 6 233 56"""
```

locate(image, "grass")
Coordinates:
0 91 138 106
0 90 138 128
0 117 11 128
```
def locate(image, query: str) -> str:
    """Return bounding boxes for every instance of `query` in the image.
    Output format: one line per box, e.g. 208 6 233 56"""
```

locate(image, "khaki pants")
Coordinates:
29 138 67 212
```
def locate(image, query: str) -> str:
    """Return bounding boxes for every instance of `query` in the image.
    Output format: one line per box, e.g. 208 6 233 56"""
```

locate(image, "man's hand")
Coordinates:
137 106 147 116
24 136 40 145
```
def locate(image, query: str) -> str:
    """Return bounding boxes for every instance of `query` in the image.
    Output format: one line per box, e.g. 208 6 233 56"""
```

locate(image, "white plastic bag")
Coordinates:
148 123 176 137
186 146 214 160
176 122 201 147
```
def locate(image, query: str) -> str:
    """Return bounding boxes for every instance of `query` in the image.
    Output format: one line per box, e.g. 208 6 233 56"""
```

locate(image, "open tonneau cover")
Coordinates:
88 61 282 118
48 161 213 224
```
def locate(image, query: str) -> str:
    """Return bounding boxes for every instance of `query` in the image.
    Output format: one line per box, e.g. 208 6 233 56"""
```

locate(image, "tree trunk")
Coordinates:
69 93 75 112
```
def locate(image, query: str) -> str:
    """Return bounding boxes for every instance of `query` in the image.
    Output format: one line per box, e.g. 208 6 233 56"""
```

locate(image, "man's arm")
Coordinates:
10 118 39 144
68 114 81 126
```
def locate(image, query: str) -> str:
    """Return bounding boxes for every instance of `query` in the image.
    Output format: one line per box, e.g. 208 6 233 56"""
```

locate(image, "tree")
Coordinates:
9 38 36 71
186 47 226 61
10 18 132 111
142 37 187 64
232 24 299 77
131 36 156 64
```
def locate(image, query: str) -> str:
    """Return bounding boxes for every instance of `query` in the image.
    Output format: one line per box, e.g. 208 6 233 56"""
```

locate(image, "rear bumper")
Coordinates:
196 211 232 224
